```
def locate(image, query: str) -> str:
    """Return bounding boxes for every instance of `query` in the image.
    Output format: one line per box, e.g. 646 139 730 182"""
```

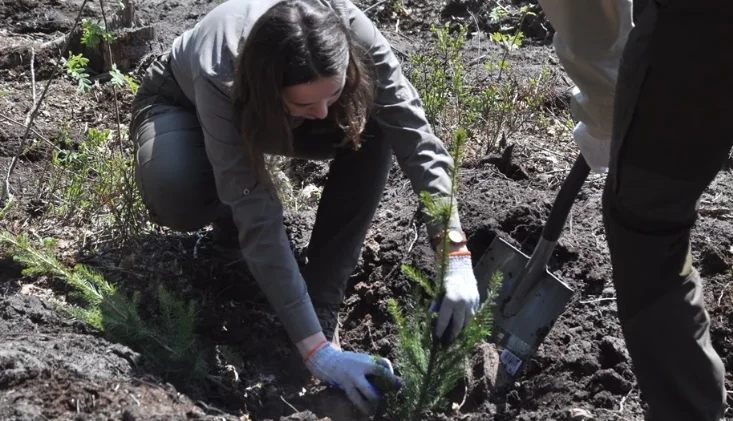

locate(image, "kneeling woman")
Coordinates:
129 0 480 413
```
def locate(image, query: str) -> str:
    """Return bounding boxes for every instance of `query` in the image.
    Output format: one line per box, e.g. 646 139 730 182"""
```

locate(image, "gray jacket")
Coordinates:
168 0 462 343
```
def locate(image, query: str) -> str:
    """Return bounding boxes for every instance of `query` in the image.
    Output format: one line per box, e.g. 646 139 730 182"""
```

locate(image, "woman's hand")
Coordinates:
301 339 401 415
432 246 480 343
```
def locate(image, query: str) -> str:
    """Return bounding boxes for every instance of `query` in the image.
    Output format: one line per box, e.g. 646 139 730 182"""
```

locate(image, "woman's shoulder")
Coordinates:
171 0 285 85
335 0 386 50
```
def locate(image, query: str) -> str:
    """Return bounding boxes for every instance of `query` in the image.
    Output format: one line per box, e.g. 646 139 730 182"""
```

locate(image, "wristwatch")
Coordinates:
430 228 467 251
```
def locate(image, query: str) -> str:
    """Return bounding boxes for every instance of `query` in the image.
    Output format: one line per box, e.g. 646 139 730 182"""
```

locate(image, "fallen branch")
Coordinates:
0 0 92 204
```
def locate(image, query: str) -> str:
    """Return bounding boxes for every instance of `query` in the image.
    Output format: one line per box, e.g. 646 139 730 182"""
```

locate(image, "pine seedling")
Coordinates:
0 232 209 383
381 128 503 421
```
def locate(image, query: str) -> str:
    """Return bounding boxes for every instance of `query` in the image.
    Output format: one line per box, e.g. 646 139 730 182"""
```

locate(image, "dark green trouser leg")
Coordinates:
295 119 392 307
602 2 732 420
130 54 232 233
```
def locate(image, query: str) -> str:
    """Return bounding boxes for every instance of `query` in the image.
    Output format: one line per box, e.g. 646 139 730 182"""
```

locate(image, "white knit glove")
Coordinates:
572 121 611 173
433 253 480 342
304 342 400 415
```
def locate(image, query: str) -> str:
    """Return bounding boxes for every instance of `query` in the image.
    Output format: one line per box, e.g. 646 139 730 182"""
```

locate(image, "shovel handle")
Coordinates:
501 154 590 317
541 154 591 243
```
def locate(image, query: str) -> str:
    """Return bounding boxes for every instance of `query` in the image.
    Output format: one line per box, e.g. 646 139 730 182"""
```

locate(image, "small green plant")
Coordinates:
490 30 525 51
0 199 15 219
406 15 552 159
45 126 147 241
381 128 503 420
0 232 209 383
61 52 92 93
80 18 115 47
408 23 472 134
489 6 509 22
109 63 139 95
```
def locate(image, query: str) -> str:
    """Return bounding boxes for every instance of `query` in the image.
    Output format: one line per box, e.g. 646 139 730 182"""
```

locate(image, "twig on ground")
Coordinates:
580 297 616 305
132 376 166 390
195 400 228 416
406 219 419 253
454 380 469 412
280 395 299 413
1 0 91 203
469 54 489 65
0 112 56 149
367 322 378 351
126 389 141 406
618 388 633 413
718 282 730 306
597 409 624 419
362 0 387 13
541 168 571 175
28 48 37 106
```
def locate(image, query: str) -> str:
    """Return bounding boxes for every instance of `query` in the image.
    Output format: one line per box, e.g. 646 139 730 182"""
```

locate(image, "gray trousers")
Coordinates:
603 1 730 420
129 54 393 307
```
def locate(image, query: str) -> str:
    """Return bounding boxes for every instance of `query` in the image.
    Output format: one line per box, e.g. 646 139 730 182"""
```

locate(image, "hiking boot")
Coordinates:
314 303 341 348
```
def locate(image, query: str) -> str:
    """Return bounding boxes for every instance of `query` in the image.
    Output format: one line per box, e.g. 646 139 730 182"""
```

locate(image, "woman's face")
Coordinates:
281 73 346 120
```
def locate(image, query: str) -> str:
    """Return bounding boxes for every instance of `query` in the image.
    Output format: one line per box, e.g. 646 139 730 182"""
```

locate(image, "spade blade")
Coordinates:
474 236 574 378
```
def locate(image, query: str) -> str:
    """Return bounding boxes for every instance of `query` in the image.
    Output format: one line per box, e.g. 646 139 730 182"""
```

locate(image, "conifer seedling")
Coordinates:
374 128 503 421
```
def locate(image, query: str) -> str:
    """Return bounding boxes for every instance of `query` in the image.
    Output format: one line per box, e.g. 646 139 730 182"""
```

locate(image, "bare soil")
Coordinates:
2 0 733 420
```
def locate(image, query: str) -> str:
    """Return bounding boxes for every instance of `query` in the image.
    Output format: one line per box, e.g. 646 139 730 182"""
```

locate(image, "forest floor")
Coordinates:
1 0 732 420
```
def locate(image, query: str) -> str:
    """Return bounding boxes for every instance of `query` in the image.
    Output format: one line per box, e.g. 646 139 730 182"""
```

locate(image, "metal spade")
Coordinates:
474 154 591 378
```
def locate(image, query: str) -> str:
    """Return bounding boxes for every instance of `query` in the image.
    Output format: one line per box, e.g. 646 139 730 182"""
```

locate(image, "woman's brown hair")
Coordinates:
233 0 376 188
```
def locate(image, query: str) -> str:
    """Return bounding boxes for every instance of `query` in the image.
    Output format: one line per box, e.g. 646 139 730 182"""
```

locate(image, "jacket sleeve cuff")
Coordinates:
277 293 322 343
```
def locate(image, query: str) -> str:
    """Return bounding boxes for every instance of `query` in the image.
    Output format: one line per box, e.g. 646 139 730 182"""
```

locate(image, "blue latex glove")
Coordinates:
305 342 401 414
432 254 480 343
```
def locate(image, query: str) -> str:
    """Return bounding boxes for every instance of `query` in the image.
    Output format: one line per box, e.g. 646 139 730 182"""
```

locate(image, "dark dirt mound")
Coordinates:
2 0 733 420
0 293 241 420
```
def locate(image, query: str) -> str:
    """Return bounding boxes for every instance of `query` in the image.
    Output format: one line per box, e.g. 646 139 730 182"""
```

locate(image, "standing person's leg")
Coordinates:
131 54 233 241
292 118 393 344
602 1 732 420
